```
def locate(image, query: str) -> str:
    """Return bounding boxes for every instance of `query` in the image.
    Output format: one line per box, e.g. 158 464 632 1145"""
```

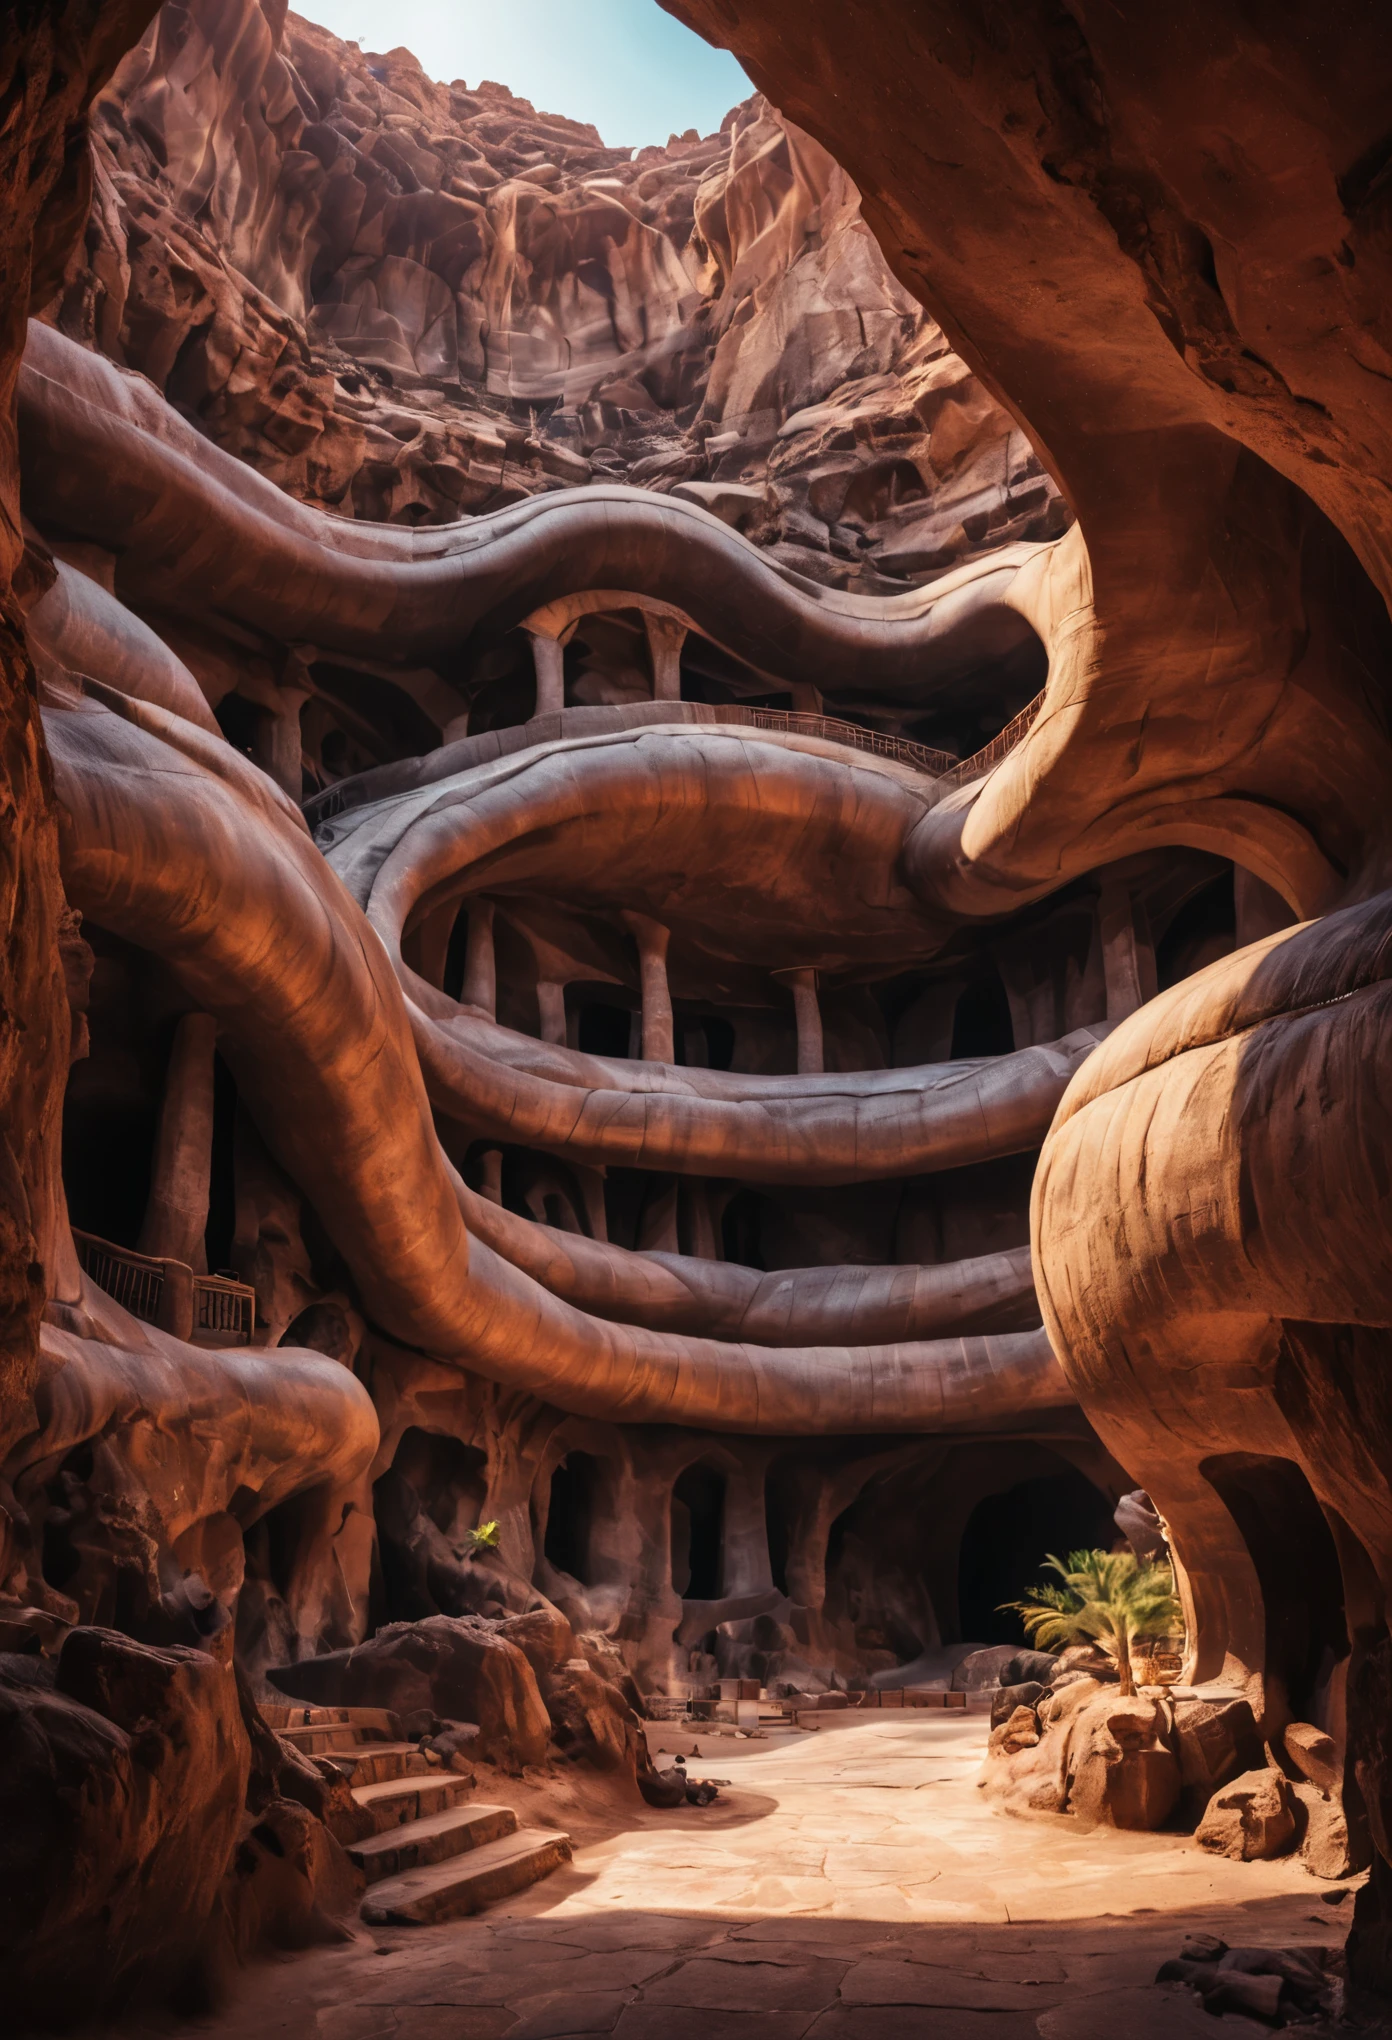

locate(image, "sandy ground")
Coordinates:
177 1715 1359 2038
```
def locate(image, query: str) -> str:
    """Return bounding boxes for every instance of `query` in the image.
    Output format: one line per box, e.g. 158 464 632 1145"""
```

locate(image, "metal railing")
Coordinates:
723 707 960 776
194 1273 256 1345
302 688 1048 829
73 1230 164 1323
933 693 1045 794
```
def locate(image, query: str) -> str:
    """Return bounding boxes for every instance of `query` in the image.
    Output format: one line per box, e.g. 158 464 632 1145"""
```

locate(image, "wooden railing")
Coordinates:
73 1228 256 1345
194 1273 256 1344
74 1230 165 1323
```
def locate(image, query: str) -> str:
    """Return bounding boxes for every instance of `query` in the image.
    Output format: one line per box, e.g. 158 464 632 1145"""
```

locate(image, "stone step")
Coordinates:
349 1803 518 1884
278 1722 360 1754
360 1828 572 1925
261 1704 402 1737
324 1741 437 1786
351 1772 476 1833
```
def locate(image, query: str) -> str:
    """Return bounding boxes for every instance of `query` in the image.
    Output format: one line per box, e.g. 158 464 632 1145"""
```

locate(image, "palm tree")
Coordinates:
1001 1548 1182 1697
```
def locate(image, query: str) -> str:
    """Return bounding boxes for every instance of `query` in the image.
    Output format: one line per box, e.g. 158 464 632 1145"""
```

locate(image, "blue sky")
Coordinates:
295 1 753 149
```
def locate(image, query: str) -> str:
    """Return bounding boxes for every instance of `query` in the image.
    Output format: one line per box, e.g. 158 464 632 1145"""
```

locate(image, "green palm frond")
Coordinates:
999 1546 1181 1692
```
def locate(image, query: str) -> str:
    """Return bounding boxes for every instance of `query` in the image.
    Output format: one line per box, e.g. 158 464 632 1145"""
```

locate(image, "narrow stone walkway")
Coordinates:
192 1716 1354 2039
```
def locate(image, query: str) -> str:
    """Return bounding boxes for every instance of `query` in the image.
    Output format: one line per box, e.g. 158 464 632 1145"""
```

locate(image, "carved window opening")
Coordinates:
672 1460 726 1601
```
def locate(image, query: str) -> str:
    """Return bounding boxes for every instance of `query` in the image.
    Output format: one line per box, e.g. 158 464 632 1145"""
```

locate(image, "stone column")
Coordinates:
782 967 824 1075
461 900 497 1018
139 1011 217 1274
1098 876 1157 1025
526 629 566 717
536 980 567 1045
623 912 674 1064
251 683 310 798
576 1165 609 1243
478 1149 504 1205
644 613 688 702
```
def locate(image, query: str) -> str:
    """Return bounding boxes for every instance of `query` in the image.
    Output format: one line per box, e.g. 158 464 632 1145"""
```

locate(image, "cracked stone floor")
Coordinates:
187 1715 1356 2039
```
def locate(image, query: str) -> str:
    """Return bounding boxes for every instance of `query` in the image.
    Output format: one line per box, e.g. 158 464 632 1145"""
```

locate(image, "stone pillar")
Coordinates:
623 912 674 1064
252 654 313 797
526 630 566 717
139 1011 217 1274
413 898 458 991
638 1179 679 1254
683 1182 720 1260
782 967 824 1075
536 980 567 1045
644 613 688 702
1098 876 1157 1025
576 1165 609 1243
461 900 497 1018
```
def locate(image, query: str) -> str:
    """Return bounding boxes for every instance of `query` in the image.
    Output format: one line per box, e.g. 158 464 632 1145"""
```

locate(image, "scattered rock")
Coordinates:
1196 1767 1298 1862
952 1644 1025 1690
1066 1691 1180 1830
999 1649 1059 1686
266 1614 551 1769
1291 1778 1369 1880
1171 1694 1265 1802
991 1679 1045 1727
1283 1719 1341 1795
989 1703 1042 1755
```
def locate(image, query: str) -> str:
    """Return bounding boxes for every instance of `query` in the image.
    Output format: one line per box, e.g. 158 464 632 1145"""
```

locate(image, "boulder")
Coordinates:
1066 1690 1181 1830
1000 1649 1059 1686
1291 1778 1370 1881
1195 1766 1298 1861
1171 1694 1265 1801
1 1630 249 2026
1283 1719 1341 1794
951 1644 1025 1690
1114 1490 1168 1564
266 1615 551 1769
496 1605 578 1687
991 1679 1045 1727
218 1795 363 1959
979 1676 1100 1817
547 1656 643 1774
989 1703 1042 1755
640 1765 690 1809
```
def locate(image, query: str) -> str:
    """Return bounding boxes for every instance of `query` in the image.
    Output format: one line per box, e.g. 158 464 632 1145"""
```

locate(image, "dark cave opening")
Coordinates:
1155 869 1237 990
441 905 471 1002
544 1450 602 1585
1202 1450 1349 1722
577 1000 634 1058
720 1188 766 1269
950 968 1015 1058
672 1460 726 1600
957 1469 1119 1646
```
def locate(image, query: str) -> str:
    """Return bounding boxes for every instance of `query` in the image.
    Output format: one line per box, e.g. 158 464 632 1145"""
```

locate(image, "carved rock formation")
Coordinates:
2 0 1392 2018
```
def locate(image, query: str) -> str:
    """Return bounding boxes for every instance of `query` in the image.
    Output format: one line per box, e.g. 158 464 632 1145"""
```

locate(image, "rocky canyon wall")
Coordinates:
3 0 1391 2019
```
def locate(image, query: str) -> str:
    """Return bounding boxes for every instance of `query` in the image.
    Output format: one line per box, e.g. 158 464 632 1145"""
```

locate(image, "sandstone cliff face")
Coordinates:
50 0 1065 591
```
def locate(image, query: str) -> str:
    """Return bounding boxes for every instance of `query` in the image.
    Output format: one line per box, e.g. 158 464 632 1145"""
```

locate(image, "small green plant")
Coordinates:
465 1520 501 1553
1000 1548 1182 1697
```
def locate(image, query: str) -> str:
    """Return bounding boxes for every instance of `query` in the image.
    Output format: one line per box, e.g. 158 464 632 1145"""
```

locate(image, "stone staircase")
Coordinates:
263 1703 570 1925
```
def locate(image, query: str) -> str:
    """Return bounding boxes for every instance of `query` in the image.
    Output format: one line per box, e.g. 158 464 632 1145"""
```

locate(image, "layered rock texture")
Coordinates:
3 0 1392 2020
